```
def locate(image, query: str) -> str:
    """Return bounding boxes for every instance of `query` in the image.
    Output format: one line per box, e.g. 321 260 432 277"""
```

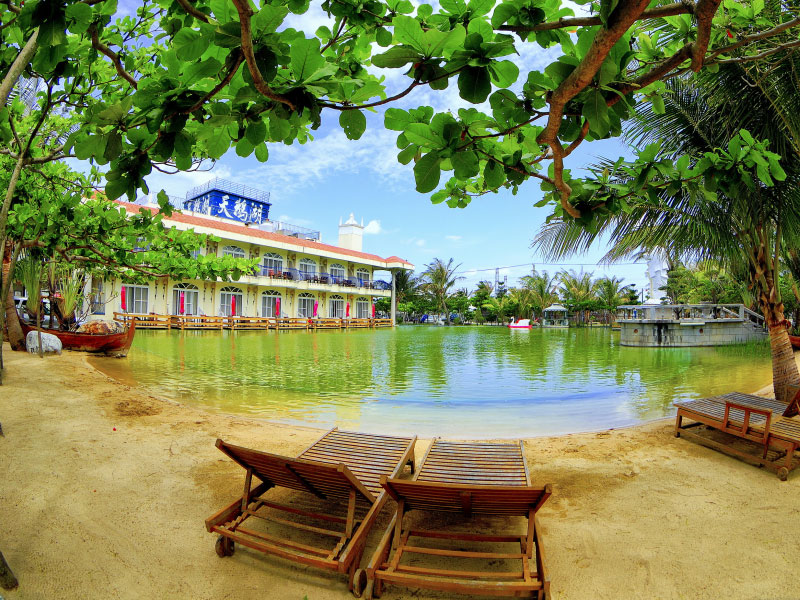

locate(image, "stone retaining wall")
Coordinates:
619 320 767 347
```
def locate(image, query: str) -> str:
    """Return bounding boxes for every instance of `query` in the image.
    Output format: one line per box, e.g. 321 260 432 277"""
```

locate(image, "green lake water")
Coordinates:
92 326 772 438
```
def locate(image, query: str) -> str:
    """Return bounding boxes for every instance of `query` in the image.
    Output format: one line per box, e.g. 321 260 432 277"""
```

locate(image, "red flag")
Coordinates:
371 302 375 318
121 286 126 311
180 291 185 315
346 302 350 318
231 295 236 316
275 297 281 318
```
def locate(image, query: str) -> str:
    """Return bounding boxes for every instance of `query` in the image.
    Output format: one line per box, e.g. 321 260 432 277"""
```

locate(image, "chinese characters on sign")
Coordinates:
184 191 269 225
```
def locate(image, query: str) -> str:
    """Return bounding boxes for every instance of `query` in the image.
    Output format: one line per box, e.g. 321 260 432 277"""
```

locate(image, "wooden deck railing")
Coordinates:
276 317 310 330
347 318 371 328
112 312 394 331
310 318 342 329
225 316 273 330
114 312 172 329
173 315 225 330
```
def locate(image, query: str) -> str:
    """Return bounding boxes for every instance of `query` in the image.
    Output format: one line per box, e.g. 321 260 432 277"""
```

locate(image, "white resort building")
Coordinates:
88 179 413 327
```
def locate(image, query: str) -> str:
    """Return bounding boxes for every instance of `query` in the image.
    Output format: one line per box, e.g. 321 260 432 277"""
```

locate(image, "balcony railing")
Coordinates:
616 303 763 325
251 268 389 290
259 266 294 280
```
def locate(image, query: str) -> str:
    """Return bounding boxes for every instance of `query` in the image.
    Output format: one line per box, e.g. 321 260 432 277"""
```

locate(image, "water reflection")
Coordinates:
91 326 773 438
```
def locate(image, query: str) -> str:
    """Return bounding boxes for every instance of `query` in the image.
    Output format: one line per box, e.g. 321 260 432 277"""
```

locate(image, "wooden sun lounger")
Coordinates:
205 428 416 591
359 439 552 599
675 391 800 480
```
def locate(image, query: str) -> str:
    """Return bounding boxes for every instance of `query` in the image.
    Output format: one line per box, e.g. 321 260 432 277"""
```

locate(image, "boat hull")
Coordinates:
19 319 135 357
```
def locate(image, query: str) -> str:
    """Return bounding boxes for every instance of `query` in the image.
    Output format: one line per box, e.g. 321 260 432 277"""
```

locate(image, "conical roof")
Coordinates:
543 303 567 312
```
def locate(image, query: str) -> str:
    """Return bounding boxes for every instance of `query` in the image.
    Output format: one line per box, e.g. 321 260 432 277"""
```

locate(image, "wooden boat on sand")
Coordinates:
19 318 135 357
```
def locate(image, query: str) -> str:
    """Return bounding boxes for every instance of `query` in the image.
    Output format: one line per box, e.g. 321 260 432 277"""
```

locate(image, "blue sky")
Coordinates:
128 0 650 293
144 126 646 293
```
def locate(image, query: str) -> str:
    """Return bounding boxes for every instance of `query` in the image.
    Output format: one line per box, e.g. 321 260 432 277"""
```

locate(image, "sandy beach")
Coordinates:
1 345 798 600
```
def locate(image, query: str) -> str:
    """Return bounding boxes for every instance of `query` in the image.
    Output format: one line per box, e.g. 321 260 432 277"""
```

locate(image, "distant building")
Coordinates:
89 179 412 321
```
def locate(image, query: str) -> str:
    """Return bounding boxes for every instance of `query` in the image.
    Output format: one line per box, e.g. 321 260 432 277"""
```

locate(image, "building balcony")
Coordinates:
235 270 391 296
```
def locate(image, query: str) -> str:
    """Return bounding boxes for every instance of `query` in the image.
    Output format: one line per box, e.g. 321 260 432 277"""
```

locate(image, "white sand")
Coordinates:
1 346 798 599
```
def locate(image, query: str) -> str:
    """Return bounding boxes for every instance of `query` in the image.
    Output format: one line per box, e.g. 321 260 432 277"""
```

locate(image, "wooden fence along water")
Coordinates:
112 312 393 331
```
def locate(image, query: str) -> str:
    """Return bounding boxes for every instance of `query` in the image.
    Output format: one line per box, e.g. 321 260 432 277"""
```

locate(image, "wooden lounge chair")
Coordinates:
675 391 800 480
205 428 416 591
360 439 552 599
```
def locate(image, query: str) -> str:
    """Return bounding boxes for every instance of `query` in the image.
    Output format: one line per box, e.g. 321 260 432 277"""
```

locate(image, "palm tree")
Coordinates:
421 258 462 325
392 269 418 305
509 287 533 319
535 66 800 412
595 276 625 324
483 295 513 324
519 271 558 318
621 285 640 305
557 270 597 324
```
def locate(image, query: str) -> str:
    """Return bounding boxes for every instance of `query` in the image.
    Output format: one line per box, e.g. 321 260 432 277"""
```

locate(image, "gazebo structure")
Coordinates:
542 304 569 328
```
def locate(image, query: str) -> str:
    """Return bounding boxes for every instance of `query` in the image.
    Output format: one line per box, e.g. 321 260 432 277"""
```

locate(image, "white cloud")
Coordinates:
235 128 409 197
364 219 384 235
445 235 462 242
415 239 426 247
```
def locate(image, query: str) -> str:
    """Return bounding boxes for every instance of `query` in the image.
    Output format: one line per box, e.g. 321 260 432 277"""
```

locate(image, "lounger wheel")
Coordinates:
352 568 367 598
215 535 235 557
778 467 789 481
363 579 375 600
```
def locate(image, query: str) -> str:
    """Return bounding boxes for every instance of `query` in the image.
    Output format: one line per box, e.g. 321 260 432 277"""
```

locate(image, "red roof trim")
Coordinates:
116 201 413 267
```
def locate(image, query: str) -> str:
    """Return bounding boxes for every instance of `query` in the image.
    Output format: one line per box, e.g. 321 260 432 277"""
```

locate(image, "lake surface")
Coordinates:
92 326 772 438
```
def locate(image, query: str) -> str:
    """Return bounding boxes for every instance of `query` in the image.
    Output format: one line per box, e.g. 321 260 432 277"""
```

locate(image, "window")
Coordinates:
172 283 199 316
298 258 316 277
356 268 371 286
298 292 315 318
91 278 105 315
220 285 243 316
261 253 283 276
222 245 246 259
261 290 281 317
122 285 148 314
329 295 344 318
356 297 370 319
330 263 345 283
191 249 202 259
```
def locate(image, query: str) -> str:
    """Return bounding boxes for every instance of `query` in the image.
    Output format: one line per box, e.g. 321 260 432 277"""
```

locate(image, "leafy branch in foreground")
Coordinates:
3 0 798 224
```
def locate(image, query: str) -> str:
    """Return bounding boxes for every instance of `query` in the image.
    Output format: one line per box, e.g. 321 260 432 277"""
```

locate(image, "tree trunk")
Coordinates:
754 249 799 417
1 254 24 352
766 324 797 411
3 290 24 350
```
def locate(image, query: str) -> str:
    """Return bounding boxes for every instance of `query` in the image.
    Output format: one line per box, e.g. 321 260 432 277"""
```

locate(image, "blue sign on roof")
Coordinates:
184 188 271 225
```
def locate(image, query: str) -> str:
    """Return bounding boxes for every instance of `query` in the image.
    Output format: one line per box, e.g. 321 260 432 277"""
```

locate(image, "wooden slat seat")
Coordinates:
205 428 416 592
299 430 419 498
415 440 529 487
675 392 800 480
363 439 552 600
